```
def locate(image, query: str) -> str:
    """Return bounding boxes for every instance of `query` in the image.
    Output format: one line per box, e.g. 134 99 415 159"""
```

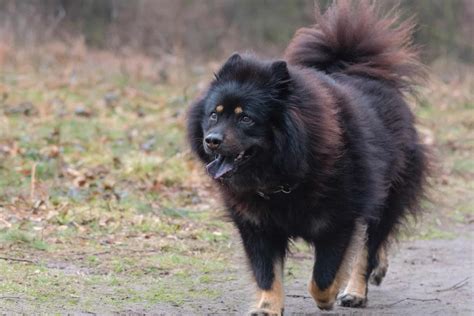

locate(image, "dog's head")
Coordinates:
188 53 298 184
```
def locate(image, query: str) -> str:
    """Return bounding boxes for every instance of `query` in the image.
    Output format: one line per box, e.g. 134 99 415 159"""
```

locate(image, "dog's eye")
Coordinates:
209 112 218 121
240 115 253 124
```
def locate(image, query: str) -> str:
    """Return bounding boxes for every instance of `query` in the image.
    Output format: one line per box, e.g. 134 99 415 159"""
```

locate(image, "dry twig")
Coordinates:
435 277 470 293
30 162 37 202
383 297 441 307
286 294 312 299
0 296 26 300
0 256 37 264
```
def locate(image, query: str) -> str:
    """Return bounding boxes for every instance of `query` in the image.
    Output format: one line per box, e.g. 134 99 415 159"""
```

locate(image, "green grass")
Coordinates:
0 258 223 312
0 228 49 251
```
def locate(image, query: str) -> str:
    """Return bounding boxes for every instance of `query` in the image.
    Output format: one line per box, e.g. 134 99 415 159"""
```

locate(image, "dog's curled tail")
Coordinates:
285 0 426 91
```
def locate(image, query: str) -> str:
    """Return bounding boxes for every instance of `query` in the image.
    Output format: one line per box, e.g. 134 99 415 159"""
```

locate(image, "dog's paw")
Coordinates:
369 265 388 286
316 300 335 310
338 293 367 308
248 308 283 316
370 249 389 286
369 272 384 286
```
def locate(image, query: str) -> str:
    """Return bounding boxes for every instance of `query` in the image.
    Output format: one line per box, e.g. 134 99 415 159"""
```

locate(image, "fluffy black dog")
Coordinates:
187 1 428 314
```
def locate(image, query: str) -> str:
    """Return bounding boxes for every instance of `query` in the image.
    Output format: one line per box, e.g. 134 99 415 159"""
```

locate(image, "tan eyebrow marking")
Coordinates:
234 106 243 114
216 105 224 113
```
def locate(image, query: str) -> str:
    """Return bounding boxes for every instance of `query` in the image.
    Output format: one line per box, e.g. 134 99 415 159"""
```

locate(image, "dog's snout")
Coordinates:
205 132 223 150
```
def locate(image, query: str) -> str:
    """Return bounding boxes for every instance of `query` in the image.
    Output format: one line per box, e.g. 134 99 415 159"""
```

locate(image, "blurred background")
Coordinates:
0 1 472 314
0 0 473 63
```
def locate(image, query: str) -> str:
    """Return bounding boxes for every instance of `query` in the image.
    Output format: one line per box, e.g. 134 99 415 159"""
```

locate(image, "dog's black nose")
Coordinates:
205 133 223 150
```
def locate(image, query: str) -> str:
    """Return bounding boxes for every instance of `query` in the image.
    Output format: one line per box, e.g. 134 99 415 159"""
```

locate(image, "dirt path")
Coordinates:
140 238 473 315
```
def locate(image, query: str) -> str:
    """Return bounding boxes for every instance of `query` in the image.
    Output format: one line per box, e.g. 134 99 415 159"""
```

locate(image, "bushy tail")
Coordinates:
285 0 426 91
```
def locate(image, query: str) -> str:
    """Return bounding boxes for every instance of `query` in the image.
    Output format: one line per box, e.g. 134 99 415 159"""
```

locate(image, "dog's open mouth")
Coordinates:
206 148 256 180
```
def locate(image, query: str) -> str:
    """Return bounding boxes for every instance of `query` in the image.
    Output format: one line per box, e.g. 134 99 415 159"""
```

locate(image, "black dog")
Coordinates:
187 1 428 314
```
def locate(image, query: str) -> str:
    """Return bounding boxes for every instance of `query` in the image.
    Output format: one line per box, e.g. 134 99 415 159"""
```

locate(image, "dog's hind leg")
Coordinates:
339 221 392 307
369 245 389 286
338 226 369 308
338 243 389 307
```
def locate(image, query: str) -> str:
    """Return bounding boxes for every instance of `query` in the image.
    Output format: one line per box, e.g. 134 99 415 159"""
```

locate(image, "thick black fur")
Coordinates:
187 0 428 310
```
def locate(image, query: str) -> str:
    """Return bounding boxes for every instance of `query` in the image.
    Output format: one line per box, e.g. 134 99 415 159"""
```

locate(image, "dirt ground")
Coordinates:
4 236 472 315
119 238 473 316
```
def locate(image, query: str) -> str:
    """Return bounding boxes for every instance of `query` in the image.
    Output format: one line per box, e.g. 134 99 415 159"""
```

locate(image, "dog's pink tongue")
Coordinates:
206 156 235 179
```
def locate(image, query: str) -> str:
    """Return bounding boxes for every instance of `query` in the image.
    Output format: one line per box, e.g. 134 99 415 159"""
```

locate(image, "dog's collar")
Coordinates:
256 183 299 200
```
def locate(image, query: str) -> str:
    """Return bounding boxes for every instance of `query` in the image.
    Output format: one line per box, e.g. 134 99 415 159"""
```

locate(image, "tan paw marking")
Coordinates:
308 279 338 310
248 307 282 316
343 246 368 298
252 261 284 316
338 293 367 308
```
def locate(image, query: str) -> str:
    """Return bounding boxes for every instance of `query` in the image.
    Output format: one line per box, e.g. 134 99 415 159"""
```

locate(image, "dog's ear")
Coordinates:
270 60 291 97
216 53 242 80
186 96 209 162
226 52 242 64
271 60 290 81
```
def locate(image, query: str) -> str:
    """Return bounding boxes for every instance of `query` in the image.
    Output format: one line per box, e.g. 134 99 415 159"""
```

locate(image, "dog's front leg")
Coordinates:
309 221 367 310
236 221 288 316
